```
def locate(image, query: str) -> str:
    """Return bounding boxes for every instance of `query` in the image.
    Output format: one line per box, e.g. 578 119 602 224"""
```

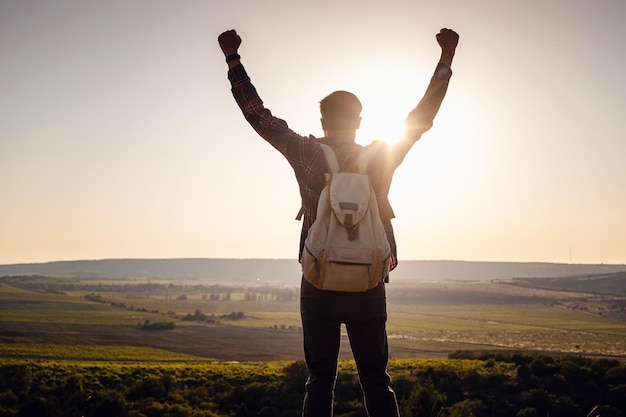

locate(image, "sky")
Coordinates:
1 0 625 266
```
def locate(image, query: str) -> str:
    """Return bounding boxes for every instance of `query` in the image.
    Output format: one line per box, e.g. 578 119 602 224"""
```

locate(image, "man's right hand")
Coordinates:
218 29 242 56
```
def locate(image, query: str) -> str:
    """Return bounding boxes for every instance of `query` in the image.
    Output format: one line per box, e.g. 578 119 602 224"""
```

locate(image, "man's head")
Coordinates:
319 91 362 132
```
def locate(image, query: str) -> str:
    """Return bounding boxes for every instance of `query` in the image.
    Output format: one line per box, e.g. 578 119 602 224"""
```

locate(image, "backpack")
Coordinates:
301 143 391 292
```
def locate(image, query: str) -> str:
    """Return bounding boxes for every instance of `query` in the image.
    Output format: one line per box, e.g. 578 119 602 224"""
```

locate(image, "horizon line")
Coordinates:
2 257 626 268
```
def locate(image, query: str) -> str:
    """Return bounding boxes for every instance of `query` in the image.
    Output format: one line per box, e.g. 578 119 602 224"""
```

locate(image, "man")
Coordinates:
218 28 458 417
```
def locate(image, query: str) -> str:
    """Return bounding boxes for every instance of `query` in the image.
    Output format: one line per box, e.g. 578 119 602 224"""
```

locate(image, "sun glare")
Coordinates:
391 89 486 227
346 61 431 146
357 105 407 146
315 60 483 223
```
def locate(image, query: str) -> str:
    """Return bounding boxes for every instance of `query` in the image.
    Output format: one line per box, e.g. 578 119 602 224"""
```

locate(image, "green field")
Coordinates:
0 343 209 362
2 276 626 417
2 276 626 361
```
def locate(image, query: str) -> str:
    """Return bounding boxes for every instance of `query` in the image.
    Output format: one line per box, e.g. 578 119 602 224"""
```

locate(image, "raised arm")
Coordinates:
391 28 459 166
217 29 315 167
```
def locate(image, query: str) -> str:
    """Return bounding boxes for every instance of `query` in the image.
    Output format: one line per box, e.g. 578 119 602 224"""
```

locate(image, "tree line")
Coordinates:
1 352 625 417
1 275 297 302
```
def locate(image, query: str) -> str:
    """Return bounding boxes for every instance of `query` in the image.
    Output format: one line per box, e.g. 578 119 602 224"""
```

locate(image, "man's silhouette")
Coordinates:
219 27 458 417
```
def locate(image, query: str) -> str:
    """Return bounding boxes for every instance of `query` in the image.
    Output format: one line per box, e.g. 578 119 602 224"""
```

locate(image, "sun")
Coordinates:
356 103 407 146
343 61 431 146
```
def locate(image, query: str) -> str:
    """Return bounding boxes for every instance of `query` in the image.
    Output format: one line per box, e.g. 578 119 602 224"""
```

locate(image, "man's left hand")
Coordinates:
218 29 242 56
436 28 459 52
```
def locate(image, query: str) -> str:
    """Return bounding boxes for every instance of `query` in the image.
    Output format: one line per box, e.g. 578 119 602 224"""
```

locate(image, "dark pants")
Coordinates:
300 277 400 417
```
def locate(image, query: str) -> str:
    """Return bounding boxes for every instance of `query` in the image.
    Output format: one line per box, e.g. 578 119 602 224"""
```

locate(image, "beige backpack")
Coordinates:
301 144 391 292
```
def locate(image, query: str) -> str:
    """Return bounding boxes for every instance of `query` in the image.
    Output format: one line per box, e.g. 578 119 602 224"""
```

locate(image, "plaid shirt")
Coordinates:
228 63 452 272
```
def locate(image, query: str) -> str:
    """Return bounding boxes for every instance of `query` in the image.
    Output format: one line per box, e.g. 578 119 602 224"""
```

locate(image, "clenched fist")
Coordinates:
218 29 242 56
436 28 459 52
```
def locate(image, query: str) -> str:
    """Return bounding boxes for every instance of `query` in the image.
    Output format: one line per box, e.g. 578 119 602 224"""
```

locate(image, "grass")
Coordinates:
2 281 626 360
387 304 626 356
0 343 211 362
230 311 302 329
0 288 161 325
388 304 626 336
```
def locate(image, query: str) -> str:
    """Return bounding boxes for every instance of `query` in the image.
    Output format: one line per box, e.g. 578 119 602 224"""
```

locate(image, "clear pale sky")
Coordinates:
1 0 625 265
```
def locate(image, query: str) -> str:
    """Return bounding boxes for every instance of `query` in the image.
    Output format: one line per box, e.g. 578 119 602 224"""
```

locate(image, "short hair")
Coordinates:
319 90 362 129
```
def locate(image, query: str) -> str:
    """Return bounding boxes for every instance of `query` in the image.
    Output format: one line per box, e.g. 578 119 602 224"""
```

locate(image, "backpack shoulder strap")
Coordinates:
319 143 340 173
357 146 374 175
296 143 339 221
295 206 305 221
